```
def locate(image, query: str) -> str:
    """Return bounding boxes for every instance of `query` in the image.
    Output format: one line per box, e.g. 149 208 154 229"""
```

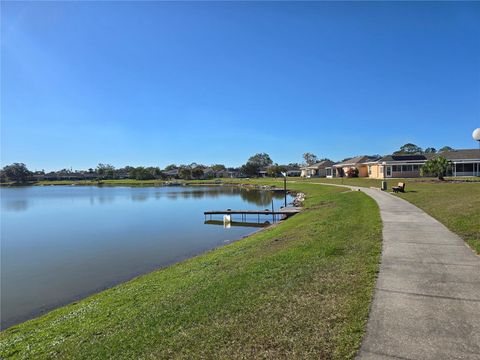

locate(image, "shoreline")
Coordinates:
0 181 384 359
1 186 302 330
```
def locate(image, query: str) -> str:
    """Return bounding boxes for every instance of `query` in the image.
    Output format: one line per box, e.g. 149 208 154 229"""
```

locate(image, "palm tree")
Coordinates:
420 156 452 181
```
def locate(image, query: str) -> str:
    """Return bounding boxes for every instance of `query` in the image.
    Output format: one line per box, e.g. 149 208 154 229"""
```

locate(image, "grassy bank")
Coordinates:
0 183 382 359
299 177 480 253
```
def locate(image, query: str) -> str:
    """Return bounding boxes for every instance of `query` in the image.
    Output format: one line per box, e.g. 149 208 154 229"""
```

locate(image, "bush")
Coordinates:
346 167 359 178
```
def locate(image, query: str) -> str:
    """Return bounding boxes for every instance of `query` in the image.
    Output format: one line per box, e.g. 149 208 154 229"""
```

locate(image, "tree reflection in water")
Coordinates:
120 186 286 207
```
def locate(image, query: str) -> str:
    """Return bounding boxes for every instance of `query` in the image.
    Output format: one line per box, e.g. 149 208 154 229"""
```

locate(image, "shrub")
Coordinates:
346 167 359 178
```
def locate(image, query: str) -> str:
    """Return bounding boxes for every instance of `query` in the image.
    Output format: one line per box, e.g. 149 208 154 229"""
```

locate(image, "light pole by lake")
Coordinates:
473 128 480 150
281 172 287 207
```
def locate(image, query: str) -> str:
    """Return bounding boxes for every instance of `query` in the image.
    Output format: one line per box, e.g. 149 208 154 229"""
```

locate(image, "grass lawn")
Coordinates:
298 177 480 254
0 183 382 359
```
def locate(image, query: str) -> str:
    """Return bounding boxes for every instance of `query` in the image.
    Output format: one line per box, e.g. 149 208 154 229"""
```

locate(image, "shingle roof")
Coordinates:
439 149 480 160
334 155 379 167
305 160 334 169
374 149 480 162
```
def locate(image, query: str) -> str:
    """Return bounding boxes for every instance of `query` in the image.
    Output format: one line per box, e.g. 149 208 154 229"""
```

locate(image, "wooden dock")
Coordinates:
204 220 268 228
204 207 301 223
204 207 301 216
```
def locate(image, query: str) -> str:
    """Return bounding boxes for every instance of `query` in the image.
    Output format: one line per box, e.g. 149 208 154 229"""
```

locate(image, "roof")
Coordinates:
375 149 480 163
163 169 179 175
439 149 480 160
302 160 334 170
334 155 379 167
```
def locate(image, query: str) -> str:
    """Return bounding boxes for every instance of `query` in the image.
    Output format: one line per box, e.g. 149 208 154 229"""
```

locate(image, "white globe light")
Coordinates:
473 128 480 142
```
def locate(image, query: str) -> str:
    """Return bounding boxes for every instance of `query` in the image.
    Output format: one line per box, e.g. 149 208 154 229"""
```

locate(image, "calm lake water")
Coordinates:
1 185 292 329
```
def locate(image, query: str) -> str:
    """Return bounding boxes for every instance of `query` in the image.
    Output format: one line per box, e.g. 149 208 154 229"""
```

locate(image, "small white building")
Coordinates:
300 160 334 178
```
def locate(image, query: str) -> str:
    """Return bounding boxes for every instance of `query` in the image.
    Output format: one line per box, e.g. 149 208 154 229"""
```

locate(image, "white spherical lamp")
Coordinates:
473 128 480 142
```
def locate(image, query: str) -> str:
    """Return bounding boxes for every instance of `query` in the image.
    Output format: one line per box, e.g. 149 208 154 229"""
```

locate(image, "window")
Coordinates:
368 165 372 175
392 165 399 172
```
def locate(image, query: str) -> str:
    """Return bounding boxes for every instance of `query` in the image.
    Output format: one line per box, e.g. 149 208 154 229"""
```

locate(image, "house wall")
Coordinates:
357 165 368 177
368 164 384 179
317 168 327 177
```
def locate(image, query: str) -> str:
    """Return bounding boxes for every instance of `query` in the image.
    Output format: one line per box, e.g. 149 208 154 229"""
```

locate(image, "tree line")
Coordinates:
0 144 457 184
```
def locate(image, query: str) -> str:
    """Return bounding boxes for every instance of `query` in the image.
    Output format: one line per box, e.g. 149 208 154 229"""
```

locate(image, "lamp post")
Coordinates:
281 172 287 207
473 128 480 177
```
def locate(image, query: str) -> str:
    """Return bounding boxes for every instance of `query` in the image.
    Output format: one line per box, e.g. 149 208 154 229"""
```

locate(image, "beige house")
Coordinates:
326 156 379 178
367 154 433 179
300 160 334 178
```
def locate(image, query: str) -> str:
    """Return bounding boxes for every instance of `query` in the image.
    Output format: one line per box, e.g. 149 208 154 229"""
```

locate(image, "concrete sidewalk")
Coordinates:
315 183 480 359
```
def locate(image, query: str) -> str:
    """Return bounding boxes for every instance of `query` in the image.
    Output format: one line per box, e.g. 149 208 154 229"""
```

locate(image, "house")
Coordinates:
300 160 334 178
367 149 480 178
286 169 301 177
440 149 480 177
367 154 434 179
258 169 268 178
203 167 215 178
33 171 98 181
327 156 380 178
163 169 179 178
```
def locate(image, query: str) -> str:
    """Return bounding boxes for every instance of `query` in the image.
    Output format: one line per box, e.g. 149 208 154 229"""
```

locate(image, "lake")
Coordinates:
0 185 292 329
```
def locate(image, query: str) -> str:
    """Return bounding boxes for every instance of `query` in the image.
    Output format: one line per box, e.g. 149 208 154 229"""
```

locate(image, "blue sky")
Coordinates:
2 1 479 171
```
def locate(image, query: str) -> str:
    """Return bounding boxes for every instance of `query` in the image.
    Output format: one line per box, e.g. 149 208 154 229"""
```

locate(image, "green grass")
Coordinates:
0 183 382 359
297 177 480 253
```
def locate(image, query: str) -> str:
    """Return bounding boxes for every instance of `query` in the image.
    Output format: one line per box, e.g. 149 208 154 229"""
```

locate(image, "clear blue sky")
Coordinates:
2 1 479 171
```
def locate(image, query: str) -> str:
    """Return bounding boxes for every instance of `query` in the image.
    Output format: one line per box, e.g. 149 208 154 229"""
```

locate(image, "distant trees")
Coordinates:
164 164 177 171
302 152 318 166
287 163 301 170
178 167 192 180
129 167 162 180
394 144 455 155
421 156 452 181
241 153 273 177
241 162 260 177
394 143 423 155
1 163 32 183
439 146 454 152
191 167 204 179
210 164 226 171
267 164 287 177
247 153 273 168
96 163 115 179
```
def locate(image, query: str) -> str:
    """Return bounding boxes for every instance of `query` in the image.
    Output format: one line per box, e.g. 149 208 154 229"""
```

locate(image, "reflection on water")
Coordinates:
0 185 292 329
3 200 29 212
152 187 285 206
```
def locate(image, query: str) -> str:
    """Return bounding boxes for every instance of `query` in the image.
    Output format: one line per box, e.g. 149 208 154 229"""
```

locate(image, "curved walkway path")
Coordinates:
316 184 480 359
